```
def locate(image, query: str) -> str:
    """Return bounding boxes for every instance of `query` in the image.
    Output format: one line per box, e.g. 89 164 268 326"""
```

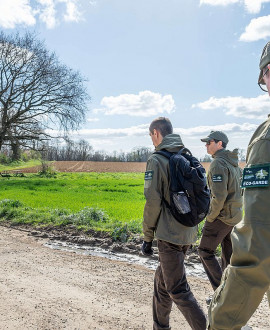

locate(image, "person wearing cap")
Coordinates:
208 42 270 329
198 131 242 296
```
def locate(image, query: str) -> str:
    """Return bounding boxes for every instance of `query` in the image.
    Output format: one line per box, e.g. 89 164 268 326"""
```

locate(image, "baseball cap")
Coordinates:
200 131 229 144
258 41 270 84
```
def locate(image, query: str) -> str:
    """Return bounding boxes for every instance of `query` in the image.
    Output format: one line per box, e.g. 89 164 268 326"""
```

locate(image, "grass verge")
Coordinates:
0 172 209 245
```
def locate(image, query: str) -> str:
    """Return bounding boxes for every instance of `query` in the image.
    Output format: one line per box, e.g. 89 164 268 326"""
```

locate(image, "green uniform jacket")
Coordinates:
206 148 242 226
244 115 270 226
143 134 198 245
208 118 270 329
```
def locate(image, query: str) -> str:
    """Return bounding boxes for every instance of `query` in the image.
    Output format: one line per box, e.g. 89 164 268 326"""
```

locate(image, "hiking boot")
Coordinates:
206 296 212 305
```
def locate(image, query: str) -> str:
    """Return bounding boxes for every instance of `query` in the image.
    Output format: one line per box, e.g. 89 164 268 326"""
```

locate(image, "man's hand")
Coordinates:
141 241 154 256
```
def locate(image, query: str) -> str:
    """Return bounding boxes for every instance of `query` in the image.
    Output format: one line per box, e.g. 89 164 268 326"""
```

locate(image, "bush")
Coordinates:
0 199 23 208
0 153 12 164
0 199 24 220
60 207 108 227
38 160 57 177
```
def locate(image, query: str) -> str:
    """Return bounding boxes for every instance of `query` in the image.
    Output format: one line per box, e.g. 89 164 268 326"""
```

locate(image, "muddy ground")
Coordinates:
0 225 268 330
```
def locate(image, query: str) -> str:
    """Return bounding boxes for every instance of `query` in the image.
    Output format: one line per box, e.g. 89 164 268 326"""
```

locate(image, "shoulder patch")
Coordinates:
241 164 270 188
212 174 223 182
145 170 154 180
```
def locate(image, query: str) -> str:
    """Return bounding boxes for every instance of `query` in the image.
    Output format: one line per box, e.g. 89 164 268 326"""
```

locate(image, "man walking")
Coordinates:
208 42 270 329
141 117 206 330
198 131 242 294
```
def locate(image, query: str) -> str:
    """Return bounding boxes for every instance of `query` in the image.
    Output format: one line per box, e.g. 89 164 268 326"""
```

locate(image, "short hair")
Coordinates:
213 139 227 149
149 117 173 137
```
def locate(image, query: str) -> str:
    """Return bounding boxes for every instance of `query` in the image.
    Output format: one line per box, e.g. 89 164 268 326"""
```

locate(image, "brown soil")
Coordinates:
12 161 247 173
0 226 268 329
17 161 147 173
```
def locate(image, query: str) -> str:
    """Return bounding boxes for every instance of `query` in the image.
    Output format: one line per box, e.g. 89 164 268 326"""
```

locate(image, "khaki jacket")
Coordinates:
143 134 198 245
208 117 270 329
243 115 270 226
207 148 242 226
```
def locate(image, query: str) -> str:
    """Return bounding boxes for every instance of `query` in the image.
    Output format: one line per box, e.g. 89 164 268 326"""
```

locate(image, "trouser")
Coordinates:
153 240 206 330
208 221 270 330
198 219 233 290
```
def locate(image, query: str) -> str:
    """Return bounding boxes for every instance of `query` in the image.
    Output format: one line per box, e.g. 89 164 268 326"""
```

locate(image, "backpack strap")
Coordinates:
154 147 188 159
178 147 192 157
153 150 173 159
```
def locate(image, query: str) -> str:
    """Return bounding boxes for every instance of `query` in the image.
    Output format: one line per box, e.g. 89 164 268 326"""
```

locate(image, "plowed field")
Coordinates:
17 161 147 173
11 161 247 173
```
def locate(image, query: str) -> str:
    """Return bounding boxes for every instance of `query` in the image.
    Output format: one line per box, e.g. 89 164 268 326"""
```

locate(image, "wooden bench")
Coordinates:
13 171 24 177
0 171 11 178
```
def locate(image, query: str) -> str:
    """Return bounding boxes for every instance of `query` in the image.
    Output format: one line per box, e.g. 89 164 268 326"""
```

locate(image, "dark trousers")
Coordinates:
198 219 233 291
153 240 206 330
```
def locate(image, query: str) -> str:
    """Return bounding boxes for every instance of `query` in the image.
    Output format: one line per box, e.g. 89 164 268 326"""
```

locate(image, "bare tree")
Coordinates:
238 148 246 162
200 154 212 162
0 31 89 159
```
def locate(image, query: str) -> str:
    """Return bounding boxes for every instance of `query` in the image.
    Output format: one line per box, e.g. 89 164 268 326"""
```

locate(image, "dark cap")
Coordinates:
201 130 229 144
258 41 270 84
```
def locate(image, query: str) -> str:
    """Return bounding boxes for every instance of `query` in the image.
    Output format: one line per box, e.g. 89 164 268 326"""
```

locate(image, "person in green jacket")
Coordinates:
141 117 206 330
198 131 242 295
208 42 270 329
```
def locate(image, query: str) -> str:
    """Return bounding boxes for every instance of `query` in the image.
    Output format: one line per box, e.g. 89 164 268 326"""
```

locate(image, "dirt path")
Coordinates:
0 227 268 330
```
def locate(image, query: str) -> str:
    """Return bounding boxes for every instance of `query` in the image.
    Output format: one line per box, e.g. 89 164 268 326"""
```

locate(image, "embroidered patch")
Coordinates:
241 165 270 188
144 170 154 180
212 174 223 182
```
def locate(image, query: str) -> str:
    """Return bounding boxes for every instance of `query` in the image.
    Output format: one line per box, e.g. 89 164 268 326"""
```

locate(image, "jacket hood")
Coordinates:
155 134 184 152
213 148 239 167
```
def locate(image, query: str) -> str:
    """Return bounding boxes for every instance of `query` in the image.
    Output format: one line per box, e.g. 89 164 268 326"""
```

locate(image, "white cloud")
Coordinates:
175 122 258 136
70 124 149 138
200 0 270 14
86 117 99 122
200 0 239 6
69 122 257 139
244 0 270 14
0 0 86 29
0 0 36 28
61 0 83 23
240 15 270 42
38 0 57 29
193 94 270 119
53 122 257 154
94 91 175 117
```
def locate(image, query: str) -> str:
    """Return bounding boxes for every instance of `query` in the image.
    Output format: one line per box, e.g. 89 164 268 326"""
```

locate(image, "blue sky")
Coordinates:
1 0 270 158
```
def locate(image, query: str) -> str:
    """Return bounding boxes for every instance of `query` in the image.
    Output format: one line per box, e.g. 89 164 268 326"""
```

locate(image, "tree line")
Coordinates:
41 139 153 162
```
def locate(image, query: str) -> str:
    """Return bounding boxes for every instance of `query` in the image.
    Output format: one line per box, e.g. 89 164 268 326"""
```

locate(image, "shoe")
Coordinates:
206 296 212 305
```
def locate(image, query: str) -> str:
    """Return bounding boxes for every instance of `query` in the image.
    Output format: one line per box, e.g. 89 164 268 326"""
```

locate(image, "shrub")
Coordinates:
60 207 108 227
0 199 23 208
38 160 57 178
111 223 130 242
0 153 12 164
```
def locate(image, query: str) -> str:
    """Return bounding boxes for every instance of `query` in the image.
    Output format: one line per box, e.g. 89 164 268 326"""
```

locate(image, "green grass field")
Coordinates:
0 159 41 171
0 167 206 243
0 172 147 240
0 172 145 219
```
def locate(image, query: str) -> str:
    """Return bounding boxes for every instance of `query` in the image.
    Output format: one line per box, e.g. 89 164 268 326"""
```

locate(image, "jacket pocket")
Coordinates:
229 201 242 224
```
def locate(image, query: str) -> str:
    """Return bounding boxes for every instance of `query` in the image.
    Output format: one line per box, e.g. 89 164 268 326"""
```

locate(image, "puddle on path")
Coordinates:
45 240 206 278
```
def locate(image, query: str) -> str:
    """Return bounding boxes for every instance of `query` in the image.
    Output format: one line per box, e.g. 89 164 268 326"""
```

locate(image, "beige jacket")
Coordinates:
206 148 242 226
208 115 270 329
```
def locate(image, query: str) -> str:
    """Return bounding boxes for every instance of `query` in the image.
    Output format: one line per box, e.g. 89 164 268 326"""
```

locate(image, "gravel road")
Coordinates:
0 226 268 330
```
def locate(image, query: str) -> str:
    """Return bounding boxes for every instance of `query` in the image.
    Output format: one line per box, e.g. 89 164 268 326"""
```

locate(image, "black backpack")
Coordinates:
154 147 210 227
